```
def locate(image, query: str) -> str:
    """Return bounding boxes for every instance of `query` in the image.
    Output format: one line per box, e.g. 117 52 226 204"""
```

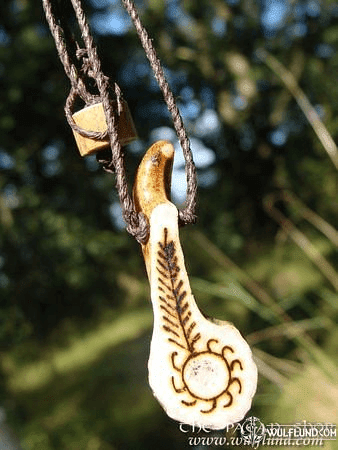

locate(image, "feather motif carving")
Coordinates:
157 228 201 353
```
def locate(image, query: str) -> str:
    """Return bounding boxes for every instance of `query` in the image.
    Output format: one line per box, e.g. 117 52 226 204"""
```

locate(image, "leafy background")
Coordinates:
0 0 337 448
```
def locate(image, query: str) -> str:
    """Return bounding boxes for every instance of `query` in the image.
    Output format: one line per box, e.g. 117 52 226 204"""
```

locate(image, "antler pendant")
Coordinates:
133 141 257 430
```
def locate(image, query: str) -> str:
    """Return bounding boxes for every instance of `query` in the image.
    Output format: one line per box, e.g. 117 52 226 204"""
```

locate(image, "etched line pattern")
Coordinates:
156 228 243 413
157 228 201 352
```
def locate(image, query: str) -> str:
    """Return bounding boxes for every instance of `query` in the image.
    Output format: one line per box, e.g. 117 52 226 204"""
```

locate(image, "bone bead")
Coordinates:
72 101 137 157
133 141 257 430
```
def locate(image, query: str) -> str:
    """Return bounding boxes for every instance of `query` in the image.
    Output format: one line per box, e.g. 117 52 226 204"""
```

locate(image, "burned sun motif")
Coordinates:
156 228 243 414
171 339 243 413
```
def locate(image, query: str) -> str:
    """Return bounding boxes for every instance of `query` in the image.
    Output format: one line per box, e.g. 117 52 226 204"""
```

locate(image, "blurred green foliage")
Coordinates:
0 0 337 448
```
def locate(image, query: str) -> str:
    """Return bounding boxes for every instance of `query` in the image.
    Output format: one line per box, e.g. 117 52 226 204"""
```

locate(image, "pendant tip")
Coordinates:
133 140 175 220
155 140 175 158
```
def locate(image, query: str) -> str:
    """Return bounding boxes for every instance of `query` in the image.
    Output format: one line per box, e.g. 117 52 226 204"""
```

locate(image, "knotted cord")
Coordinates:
42 0 197 242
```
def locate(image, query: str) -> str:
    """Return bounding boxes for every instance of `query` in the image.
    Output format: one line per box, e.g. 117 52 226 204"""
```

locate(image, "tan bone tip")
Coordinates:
133 140 175 220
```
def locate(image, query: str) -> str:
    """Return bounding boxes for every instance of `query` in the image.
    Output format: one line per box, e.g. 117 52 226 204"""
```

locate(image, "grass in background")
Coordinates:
1 189 337 449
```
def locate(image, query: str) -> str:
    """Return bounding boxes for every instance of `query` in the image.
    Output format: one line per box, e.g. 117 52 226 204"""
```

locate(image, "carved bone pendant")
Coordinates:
133 141 257 430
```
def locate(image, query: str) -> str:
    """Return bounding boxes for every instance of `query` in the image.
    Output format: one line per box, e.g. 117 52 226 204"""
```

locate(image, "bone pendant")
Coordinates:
133 141 257 430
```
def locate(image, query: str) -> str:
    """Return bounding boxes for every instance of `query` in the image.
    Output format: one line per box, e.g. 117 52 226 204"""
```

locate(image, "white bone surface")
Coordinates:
147 202 257 429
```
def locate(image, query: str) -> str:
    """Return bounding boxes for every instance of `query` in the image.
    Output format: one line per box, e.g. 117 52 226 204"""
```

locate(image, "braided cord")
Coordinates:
121 0 197 224
42 0 197 241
